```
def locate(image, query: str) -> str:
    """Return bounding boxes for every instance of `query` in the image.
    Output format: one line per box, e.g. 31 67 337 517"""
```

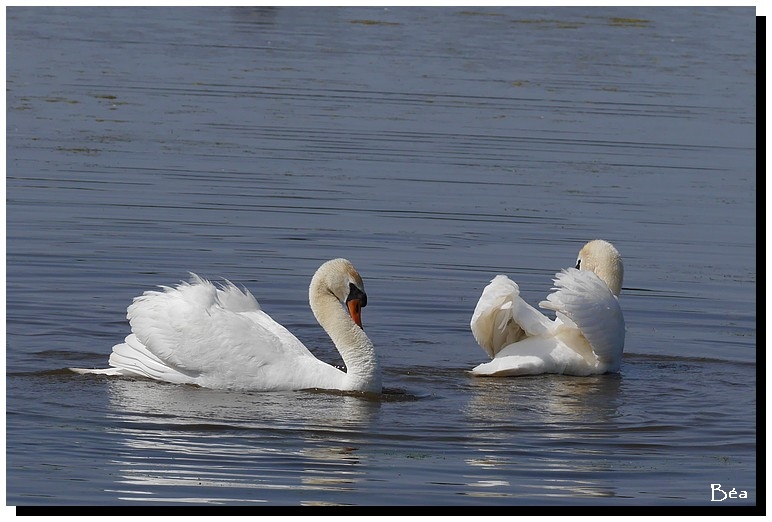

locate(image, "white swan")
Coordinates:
469 240 624 377
71 258 382 393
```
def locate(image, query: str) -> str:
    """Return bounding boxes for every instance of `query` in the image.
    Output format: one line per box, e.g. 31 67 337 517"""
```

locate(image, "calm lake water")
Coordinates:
5 6 758 509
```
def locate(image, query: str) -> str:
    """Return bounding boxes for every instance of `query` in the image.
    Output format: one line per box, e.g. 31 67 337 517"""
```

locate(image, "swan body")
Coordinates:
470 240 625 377
71 258 381 393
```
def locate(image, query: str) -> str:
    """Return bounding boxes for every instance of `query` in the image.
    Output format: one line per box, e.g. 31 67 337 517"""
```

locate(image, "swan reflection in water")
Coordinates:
462 374 624 501
104 378 380 504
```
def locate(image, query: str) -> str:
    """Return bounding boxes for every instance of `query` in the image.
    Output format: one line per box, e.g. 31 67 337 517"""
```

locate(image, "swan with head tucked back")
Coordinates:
470 240 625 377
70 258 381 393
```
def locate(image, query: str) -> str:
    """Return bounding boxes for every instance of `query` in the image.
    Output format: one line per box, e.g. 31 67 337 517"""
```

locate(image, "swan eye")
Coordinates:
576 259 581 269
347 283 367 307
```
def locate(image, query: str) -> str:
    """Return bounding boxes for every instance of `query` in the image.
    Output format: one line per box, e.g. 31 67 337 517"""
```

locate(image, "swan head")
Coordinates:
310 258 368 327
575 240 624 296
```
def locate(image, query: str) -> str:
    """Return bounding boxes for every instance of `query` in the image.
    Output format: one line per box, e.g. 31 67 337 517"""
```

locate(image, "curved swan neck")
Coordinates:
309 280 381 392
597 263 623 296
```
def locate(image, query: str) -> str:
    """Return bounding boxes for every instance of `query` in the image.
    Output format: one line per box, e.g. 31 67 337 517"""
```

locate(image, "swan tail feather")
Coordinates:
68 366 134 376
471 355 546 376
103 334 198 384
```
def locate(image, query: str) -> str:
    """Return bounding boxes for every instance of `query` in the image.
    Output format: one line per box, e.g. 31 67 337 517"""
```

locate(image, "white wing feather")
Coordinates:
119 274 325 386
539 268 625 370
470 275 554 358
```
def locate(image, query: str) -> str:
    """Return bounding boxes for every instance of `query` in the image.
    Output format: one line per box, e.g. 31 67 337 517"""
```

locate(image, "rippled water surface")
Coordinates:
6 7 757 508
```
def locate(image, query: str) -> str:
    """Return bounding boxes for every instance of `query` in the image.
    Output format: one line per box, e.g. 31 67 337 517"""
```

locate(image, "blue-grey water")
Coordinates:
6 7 757 508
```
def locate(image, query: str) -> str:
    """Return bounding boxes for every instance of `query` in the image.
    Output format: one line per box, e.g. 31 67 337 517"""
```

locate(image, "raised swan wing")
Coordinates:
122 274 315 378
470 274 555 358
539 268 625 370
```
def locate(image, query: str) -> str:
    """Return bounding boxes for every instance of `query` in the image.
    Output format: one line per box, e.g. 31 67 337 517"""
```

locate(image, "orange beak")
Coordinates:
347 298 363 328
